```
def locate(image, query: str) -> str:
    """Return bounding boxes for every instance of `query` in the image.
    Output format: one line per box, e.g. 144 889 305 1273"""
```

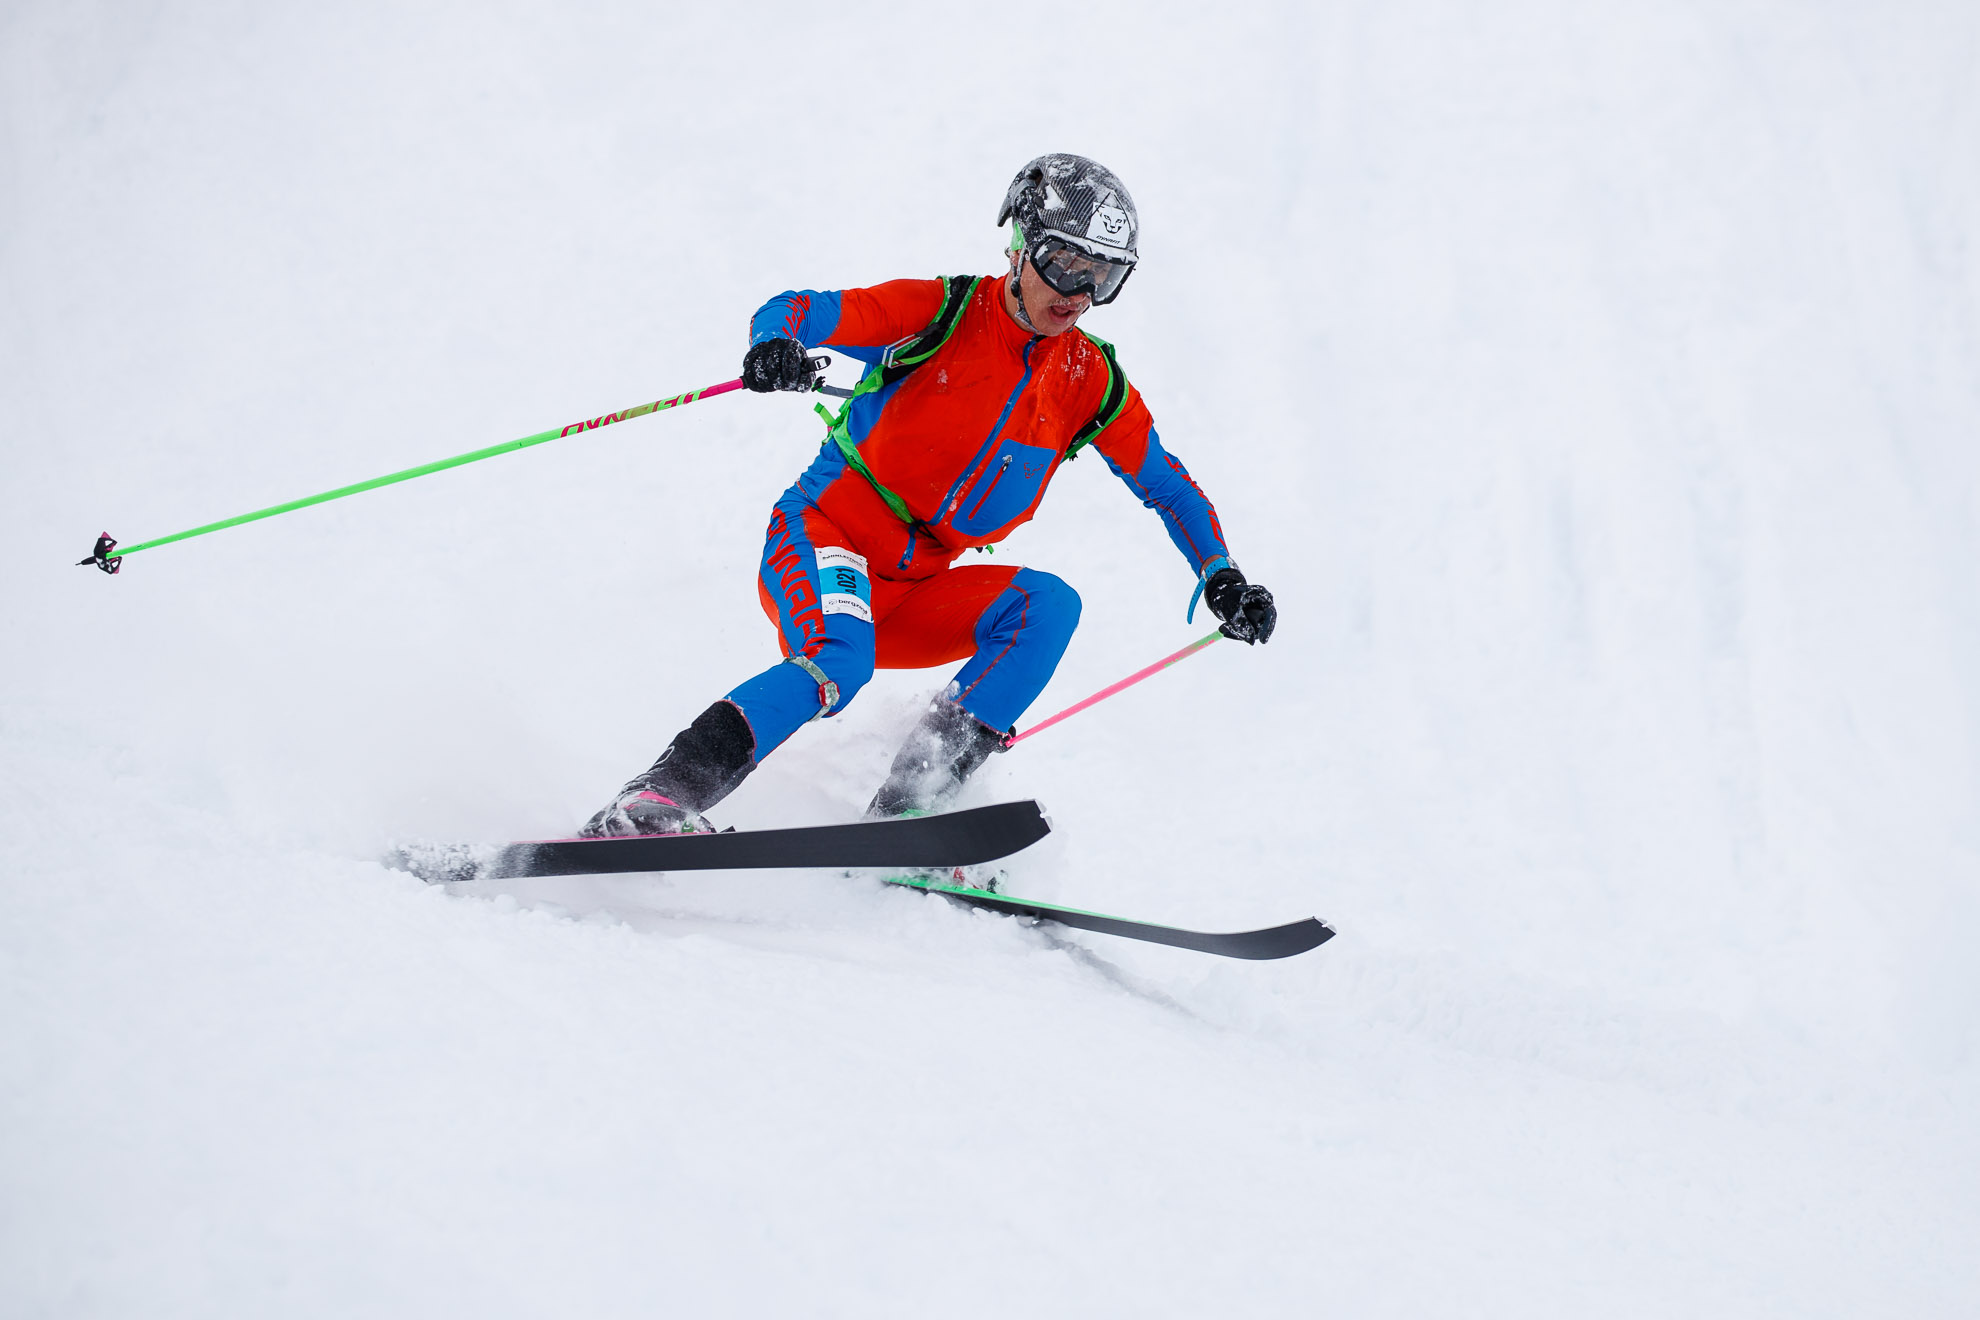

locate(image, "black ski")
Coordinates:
392 800 1051 884
883 874 1334 961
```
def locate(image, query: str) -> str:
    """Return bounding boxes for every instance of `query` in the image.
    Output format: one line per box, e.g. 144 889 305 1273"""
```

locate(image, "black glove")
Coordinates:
742 338 819 393
1204 566 1276 644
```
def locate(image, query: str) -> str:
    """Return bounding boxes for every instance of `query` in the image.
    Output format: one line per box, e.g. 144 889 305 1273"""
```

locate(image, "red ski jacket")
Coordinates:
753 276 1231 583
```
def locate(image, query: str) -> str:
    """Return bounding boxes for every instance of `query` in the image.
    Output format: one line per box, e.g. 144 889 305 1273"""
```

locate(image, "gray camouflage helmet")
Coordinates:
997 154 1139 264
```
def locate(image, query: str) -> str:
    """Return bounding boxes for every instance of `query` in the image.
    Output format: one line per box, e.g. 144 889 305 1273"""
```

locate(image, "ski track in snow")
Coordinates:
4 2 1978 1316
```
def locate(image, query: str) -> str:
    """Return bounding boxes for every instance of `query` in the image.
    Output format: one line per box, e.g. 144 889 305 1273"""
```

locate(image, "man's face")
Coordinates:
1011 251 1091 336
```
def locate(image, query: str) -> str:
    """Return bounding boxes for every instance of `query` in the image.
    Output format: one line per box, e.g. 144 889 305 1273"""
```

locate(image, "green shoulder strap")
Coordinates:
1065 330 1132 460
877 275 980 385
813 275 982 524
808 282 1133 525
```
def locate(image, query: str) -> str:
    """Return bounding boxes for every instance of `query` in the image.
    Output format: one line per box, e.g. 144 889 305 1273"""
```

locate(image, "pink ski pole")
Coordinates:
1006 631 1225 747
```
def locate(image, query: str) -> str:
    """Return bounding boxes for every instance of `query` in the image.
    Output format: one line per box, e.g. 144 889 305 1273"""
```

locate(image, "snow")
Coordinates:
4 1 1977 1315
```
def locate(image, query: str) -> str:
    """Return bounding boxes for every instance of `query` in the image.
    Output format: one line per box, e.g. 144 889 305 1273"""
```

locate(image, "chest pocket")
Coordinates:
950 439 1058 538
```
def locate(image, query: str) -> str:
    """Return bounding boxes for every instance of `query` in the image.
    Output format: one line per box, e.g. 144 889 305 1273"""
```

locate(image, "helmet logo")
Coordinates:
1087 205 1132 247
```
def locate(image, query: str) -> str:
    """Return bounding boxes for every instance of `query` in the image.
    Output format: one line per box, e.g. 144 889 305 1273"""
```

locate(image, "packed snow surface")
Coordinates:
4 2 1977 1315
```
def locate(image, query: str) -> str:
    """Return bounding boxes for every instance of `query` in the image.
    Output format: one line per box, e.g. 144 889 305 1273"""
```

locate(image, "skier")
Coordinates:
580 154 1278 837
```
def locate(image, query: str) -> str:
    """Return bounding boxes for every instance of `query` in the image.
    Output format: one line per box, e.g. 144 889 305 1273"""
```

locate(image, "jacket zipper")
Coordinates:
966 454 1013 522
939 338 1037 523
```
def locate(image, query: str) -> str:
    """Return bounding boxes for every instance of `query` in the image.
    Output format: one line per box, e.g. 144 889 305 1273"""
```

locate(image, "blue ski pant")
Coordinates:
723 496 1081 758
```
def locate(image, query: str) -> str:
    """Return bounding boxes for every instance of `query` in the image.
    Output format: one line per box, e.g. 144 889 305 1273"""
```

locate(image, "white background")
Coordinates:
3 2 1976 1315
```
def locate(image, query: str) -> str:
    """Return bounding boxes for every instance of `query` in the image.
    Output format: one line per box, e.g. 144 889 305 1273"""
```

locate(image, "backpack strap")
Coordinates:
1065 330 1131 460
876 275 980 386
813 275 980 525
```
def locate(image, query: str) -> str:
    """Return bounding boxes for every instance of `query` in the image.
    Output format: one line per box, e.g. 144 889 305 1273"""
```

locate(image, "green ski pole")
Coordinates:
76 364 848 574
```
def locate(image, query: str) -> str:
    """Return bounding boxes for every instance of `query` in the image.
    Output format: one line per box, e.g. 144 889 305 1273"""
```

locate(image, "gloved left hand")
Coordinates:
1204 566 1277 644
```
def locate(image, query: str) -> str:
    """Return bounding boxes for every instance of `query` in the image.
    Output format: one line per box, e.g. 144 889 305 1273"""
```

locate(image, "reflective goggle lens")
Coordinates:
1028 236 1134 304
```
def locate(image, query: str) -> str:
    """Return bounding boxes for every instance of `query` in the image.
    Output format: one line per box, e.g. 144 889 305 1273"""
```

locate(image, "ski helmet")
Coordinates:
998 154 1138 304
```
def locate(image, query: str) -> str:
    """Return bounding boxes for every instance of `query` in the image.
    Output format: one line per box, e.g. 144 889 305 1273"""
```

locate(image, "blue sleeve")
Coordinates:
1098 427 1231 578
748 289 844 348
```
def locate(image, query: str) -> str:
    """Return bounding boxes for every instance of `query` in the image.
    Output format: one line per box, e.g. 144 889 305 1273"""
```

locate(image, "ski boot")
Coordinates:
579 699 757 838
579 789 714 839
865 697 1010 819
867 698 1011 891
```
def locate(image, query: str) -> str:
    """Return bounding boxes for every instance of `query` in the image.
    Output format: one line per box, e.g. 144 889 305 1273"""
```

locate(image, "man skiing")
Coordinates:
580 154 1278 838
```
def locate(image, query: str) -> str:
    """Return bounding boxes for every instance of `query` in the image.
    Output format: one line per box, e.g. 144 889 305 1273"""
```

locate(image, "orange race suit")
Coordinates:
723 274 1235 758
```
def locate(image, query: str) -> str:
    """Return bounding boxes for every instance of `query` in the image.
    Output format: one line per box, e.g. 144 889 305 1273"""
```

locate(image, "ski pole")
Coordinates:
75 361 854 574
1006 631 1224 748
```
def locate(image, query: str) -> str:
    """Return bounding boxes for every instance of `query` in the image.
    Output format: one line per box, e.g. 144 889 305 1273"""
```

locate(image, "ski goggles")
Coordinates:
1026 233 1135 305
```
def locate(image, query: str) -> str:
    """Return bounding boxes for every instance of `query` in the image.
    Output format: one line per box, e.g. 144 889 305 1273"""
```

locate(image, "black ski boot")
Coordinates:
580 700 758 838
866 698 1009 819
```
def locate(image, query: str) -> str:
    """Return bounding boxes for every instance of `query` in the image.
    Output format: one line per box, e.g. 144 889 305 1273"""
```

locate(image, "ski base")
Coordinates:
882 874 1334 960
391 800 1051 883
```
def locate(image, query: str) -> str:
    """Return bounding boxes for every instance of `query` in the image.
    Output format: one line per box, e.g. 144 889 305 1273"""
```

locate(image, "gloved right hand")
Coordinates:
1204 566 1277 645
742 338 819 393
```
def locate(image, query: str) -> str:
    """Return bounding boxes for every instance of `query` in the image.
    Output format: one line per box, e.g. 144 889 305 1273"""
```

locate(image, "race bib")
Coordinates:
816 546 872 623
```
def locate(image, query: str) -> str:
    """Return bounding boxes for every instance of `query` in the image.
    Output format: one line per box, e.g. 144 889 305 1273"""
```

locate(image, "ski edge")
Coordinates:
883 875 1335 961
